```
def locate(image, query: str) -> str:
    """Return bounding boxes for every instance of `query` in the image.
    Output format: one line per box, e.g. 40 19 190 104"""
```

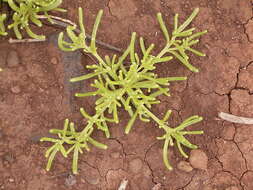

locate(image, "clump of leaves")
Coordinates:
0 0 65 39
40 119 107 174
41 7 207 174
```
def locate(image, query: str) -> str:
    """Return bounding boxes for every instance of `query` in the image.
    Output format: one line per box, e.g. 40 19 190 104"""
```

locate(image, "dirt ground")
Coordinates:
0 0 253 189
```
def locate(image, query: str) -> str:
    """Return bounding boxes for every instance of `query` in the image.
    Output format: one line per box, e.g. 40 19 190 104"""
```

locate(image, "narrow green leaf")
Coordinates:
172 133 197 149
90 10 103 52
80 108 91 119
25 26 45 40
170 50 199 72
176 141 188 158
187 30 208 41
163 138 173 170
46 148 58 171
88 137 108 149
177 8 199 33
180 130 204 135
75 91 99 97
174 14 178 31
176 116 203 131
130 32 137 63
153 56 173 64
187 47 206 56
139 37 146 54
157 13 170 42
70 71 105 82
30 15 42 27
72 146 79 174
78 7 86 37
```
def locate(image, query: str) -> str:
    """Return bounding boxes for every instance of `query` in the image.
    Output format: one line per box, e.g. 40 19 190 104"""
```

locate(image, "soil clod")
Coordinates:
245 19 253 42
110 152 121 159
6 50 20 68
177 161 193 172
10 85 21 94
85 175 100 185
129 158 143 174
152 183 162 190
189 149 208 170
50 57 58 65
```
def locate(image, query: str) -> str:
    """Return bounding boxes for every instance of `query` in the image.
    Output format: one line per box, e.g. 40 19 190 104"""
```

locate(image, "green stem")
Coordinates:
157 36 176 59
78 106 108 138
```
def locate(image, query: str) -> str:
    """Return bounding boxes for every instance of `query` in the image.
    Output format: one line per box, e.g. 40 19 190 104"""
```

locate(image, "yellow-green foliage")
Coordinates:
0 13 7 36
41 7 207 174
0 0 65 39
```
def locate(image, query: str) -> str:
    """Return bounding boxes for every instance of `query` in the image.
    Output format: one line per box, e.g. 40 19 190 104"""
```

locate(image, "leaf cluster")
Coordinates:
0 0 65 39
42 7 206 173
40 119 107 174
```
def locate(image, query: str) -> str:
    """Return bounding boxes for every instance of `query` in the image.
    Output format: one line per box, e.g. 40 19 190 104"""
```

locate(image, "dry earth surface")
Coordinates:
0 0 253 190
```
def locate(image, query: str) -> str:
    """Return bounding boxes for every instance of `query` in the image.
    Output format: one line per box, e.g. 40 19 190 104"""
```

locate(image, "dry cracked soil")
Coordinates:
0 0 253 190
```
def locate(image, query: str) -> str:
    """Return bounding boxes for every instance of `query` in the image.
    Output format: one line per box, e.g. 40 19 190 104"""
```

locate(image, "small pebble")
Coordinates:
51 57 58 65
65 174 76 187
7 50 20 68
177 161 193 172
152 183 161 190
11 86 21 94
8 178 14 183
189 149 208 170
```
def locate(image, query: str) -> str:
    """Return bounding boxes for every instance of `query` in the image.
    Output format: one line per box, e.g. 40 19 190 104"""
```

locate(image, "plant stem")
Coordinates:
157 36 176 59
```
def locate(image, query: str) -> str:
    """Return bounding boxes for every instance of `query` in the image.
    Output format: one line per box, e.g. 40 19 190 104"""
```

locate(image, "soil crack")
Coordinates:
144 142 159 187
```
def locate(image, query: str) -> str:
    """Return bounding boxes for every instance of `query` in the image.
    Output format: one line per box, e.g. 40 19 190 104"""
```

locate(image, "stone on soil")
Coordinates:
189 149 208 170
11 86 21 94
177 161 193 172
7 50 20 68
65 174 76 187
50 57 58 65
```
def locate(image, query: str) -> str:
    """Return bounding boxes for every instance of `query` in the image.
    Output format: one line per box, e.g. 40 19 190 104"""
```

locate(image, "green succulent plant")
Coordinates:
41 7 207 174
0 0 65 39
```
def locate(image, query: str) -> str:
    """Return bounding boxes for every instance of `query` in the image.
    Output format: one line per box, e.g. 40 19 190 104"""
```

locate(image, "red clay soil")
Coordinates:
0 0 253 190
